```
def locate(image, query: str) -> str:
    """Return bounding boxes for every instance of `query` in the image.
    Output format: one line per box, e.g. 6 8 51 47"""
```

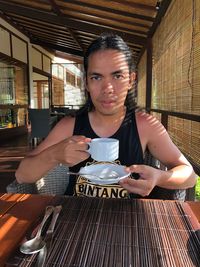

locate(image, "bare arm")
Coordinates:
120 112 197 196
15 116 91 183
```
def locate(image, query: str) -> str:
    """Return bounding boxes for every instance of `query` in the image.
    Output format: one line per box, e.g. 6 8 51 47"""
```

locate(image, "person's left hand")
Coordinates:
119 164 162 197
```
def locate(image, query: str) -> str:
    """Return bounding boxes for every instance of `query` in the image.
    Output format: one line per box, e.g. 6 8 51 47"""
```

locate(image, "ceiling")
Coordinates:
0 0 171 64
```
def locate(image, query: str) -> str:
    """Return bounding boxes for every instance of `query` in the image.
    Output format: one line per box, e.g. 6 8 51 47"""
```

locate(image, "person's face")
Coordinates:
86 49 134 115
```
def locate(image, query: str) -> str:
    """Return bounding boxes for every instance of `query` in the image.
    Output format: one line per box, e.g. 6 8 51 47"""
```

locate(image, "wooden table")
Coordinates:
0 193 58 266
0 194 200 267
187 201 200 223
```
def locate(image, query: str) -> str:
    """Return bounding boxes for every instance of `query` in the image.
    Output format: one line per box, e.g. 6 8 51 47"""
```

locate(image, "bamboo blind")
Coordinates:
151 112 161 122
150 0 200 170
168 117 200 169
152 0 200 115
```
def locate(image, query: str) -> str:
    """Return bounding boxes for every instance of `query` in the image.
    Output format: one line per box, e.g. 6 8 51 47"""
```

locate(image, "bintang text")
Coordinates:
76 183 128 198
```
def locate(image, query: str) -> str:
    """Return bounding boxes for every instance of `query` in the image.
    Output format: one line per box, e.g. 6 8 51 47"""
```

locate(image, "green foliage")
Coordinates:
195 177 200 201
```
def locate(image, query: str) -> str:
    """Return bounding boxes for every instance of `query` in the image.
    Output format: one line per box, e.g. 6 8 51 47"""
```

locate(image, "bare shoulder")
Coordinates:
135 111 191 168
135 111 166 134
56 115 75 129
49 115 75 140
135 111 168 152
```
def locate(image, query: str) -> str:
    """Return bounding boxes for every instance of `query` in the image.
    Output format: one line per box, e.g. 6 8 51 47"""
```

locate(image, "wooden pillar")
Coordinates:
161 112 168 130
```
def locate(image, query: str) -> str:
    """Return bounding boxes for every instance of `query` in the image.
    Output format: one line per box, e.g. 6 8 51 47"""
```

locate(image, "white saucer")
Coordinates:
79 163 130 185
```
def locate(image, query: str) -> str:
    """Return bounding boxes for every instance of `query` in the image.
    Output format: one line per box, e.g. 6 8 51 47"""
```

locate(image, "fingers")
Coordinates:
120 178 153 197
59 135 91 166
125 164 147 175
120 164 157 197
68 135 91 144
61 136 91 152
66 136 90 153
65 150 90 166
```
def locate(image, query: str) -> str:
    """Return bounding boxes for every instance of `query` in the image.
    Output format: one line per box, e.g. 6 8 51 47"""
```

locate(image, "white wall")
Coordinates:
0 27 11 56
0 17 55 108
12 35 27 63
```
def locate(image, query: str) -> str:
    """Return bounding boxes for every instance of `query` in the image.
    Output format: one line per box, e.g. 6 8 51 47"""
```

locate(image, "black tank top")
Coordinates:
65 109 186 200
65 109 144 197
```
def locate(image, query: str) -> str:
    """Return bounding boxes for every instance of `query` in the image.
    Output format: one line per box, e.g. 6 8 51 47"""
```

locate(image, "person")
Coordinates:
15 33 197 199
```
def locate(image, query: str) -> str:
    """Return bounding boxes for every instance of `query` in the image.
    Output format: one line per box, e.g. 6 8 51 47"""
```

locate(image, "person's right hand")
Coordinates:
52 135 91 167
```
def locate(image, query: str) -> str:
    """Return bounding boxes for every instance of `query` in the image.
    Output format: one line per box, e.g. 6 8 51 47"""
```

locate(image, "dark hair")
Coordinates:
84 32 135 75
79 32 137 113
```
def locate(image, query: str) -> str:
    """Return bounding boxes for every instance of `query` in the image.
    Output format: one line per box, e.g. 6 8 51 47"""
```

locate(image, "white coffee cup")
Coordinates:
87 138 119 162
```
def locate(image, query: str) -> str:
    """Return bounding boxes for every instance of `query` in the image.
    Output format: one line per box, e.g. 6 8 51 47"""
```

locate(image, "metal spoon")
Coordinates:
20 206 54 254
36 205 62 267
67 171 119 180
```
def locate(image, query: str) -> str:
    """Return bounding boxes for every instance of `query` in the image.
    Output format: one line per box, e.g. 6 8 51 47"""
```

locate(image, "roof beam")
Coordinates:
148 0 172 37
62 5 150 30
0 1 146 45
109 0 155 12
65 0 155 22
48 0 84 51
30 38 84 57
137 0 172 64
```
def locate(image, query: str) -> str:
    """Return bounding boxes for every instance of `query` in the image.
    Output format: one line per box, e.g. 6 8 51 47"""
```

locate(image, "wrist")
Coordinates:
156 169 172 187
45 144 60 166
